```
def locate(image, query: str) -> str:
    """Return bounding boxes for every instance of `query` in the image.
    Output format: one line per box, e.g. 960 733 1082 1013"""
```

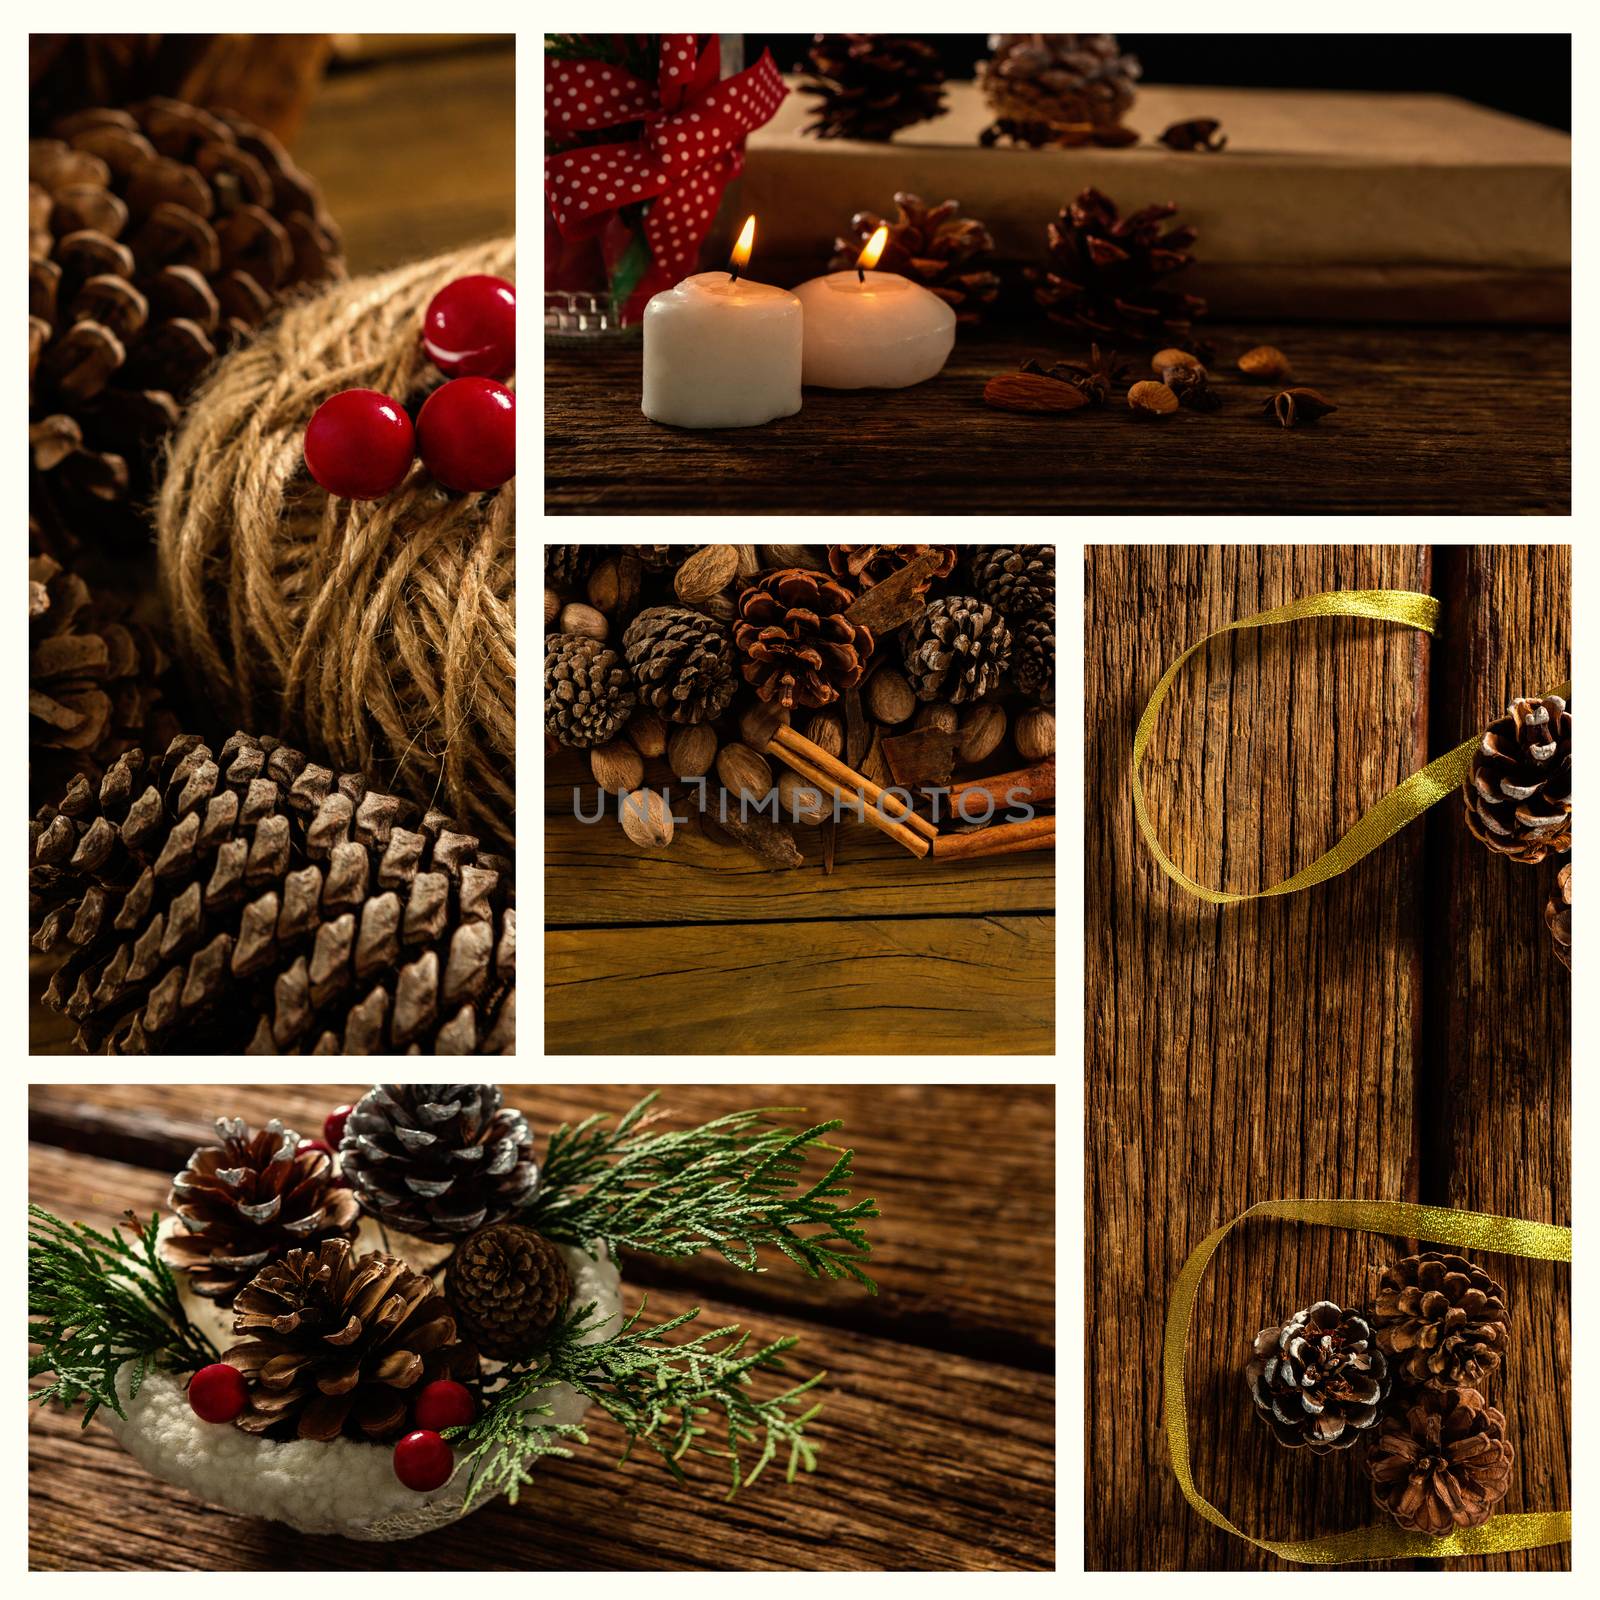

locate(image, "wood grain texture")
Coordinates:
29 1084 1054 1570
1086 545 1570 1571
545 324 1569 516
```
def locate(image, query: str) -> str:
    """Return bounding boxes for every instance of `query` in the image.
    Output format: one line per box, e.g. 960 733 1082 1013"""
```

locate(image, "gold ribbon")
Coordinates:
1165 1198 1572 1564
1132 588 1570 903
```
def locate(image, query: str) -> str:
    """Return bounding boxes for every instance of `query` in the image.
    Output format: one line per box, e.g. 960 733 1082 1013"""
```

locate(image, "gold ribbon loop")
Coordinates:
1132 588 1569 903
1164 1197 1571 1564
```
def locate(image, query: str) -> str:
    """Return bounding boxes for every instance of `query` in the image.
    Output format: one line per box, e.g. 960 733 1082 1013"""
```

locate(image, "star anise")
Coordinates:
1020 343 1130 407
1159 118 1227 152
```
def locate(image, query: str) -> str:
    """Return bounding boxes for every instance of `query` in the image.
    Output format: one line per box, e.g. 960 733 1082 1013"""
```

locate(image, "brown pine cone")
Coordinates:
734 569 875 711
1462 694 1571 864
970 544 1055 619
1366 1386 1514 1534
1014 605 1056 706
627 544 679 571
446 1222 572 1361
828 196 999 323
799 35 947 142
1547 862 1571 969
1246 1300 1390 1452
225 1238 479 1441
622 605 738 725
29 732 514 1054
546 632 636 748
977 33 1141 146
1371 1253 1510 1393
161 1116 360 1303
902 596 1012 705
544 545 594 593
827 544 957 595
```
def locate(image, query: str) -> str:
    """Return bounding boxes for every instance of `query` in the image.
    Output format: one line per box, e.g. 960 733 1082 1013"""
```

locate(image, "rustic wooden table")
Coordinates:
1085 545 1570 1570
545 746 1055 1055
545 323 1569 515
29 1083 1054 1571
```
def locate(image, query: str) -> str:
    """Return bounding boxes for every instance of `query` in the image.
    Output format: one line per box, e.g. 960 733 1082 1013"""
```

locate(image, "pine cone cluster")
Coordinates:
545 546 595 593
339 1084 539 1242
545 632 636 748
1245 1300 1391 1452
977 33 1141 149
798 35 947 142
30 97 342 547
1462 695 1571 864
1029 188 1207 355
734 569 875 711
827 544 957 596
224 1238 479 1442
902 596 1012 705
622 606 738 724
162 1116 360 1303
1371 1253 1510 1394
828 196 999 323
446 1221 571 1361
1365 1386 1514 1534
29 732 514 1054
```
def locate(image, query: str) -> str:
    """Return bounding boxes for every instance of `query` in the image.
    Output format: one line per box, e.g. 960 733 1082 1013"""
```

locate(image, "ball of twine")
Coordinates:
156 238 515 851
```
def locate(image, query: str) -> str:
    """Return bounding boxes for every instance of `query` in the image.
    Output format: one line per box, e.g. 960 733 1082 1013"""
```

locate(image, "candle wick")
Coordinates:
728 266 740 284
857 266 865 283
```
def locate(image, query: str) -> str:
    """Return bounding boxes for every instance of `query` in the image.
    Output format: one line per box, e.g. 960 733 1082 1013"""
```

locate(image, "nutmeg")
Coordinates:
544 587 560 627
777 768 829 825
559 602 608 641
1238 344 1294 384
959 704 1007 764
1015 708 1055 762
740 699 791 750
716 742 773 800
867 666 916 726
626 710 667 759
1128 380 1179 418
803 709 845 758
619 788 673 849
915 702 958 734
591 740 644 795
586 556 621 613
675 543 740 606
667 723 717 779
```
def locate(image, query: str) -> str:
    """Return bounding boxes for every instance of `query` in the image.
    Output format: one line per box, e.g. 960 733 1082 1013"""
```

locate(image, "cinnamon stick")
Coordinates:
931 814 1056 860
943 758 1056 820
765 740 930 859
769 726 938 843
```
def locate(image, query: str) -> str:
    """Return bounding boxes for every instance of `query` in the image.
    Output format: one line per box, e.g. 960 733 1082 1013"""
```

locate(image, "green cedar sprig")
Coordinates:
28 1206 220 1426
450 1298 824 1510
520 1095 879 1290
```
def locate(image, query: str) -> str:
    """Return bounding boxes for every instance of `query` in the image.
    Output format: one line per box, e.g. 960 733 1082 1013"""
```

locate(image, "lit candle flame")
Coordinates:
728 215 756 280
856 225 890 274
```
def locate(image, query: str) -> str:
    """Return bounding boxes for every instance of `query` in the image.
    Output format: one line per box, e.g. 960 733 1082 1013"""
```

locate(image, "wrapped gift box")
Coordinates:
732 80 1569 322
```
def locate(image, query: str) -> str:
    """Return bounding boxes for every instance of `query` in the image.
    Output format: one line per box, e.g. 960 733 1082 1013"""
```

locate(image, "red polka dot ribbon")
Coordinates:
545 36 787 308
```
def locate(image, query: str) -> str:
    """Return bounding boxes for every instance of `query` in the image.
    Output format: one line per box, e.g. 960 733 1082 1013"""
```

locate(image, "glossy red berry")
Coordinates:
423 274 516 379
416 377 514 493
189 1363 248 1423
413 1379 475 1432
297 1137 335 1160
393 1429 454 1492
304 388 415 500
324 1105 353 1147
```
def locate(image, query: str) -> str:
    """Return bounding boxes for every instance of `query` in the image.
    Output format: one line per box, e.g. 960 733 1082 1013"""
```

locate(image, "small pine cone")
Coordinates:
545 632 636 747
827 544 958 595
970 544 1056 619
1462 694 1571 863
1366 1387 1514 1534
828 196 999 323
1246 1300 1390 1453
1014 605 1056 706
29 732 514 1054
627 544 679 571
621 605 738 725
799 35 947 142
339 1084 539 1242
161 1116 360 1304
1547 862 1571 969
1371 1253 1510 1393
978 34 1141 138
544 546 594 592
734 569 875 711
902 596 1012 705
446 1222 572 1361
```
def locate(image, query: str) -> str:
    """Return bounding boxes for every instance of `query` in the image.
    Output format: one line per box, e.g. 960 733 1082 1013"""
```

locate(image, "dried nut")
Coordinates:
760 544 826 571
1151 348 1203 376
1128 380 1179 418
587 556 622 613
591 739 644 795
984 373 1090 414
1162 366 1222 413
717 742 773 800
667 723 717 779
691 590 737 623
544 587 560 627
915 702 959 734
626 710 666 759
675 543 740 605
778 768 829 825
740 699 791 749
619 787 673 849
959 704 1007 764
559 602 607 642
1238 344 1294 383
803 709 845 758
867 666 916 725
732 544 763 580
1015 708 1056 762
1265 387 1337 428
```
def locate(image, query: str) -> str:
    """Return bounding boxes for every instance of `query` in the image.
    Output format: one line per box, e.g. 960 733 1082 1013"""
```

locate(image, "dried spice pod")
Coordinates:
1371 1252 1510 1393
734 569 875 711
1462 694 1571 863
1547 861 1571 969
1264 387 1336 428
1160 118 1227 152
1245 1300 1390 1453
1365 1386 1514 1534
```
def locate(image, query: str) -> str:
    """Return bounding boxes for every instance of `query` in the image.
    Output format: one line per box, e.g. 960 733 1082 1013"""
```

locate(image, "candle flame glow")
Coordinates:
730 215 757 272
857 225 890 272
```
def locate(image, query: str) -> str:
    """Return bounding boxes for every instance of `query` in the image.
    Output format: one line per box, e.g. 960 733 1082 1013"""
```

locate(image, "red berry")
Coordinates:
297 1137 335 1160
416 377 514 493
393 1429 454 1492
423 274 515 379
189 1363 248 1423
324 1104 353 1147
304 388 414 500
413 1378 475 1432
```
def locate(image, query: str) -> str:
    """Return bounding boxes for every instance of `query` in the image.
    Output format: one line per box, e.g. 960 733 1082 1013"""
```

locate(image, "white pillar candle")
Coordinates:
792 269 956 390
641 219 802 430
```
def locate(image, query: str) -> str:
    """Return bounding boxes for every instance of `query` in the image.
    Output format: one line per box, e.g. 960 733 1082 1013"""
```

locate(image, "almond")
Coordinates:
867 666 916 725
716 742 773 800
959 704 1007 764
1128 380 1179 418
591 740 643 794
559 601 607 641
1015 708 1055 762
619 788 673 849
667 723 717 779
1238 344 1294 384
1151 347 1204 376
675 543 740 605
983 373 1090 414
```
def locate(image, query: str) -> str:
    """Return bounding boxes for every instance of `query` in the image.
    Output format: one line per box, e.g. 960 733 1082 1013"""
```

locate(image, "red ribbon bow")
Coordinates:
545 37 787 317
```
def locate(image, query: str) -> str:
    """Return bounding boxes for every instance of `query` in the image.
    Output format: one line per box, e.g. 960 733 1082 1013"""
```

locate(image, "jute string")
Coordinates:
156 238 515 851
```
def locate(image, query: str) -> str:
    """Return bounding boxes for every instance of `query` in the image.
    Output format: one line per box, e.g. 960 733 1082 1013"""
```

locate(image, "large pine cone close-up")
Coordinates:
734 569 875 711
29 732 514 1054
1371 1252 1510 1393
1365 1386 1514 1534
224 1238 479 1442
622 605 738 725
902 595 1013 705
1462 694 1571 864
828 197 999 323
545 632 636 748
446 1221 572 1362
339 1083 539 1242
30 97 342 546
1245 1300 1391 1453
799 34 948 142
161 1116 360 1303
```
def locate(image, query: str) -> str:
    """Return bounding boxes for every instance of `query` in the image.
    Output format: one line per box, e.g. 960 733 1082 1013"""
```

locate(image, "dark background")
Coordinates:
748 33 1572 131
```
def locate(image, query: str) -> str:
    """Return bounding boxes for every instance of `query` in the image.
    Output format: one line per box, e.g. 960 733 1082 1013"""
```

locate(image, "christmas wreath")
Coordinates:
29 1086 878 1540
